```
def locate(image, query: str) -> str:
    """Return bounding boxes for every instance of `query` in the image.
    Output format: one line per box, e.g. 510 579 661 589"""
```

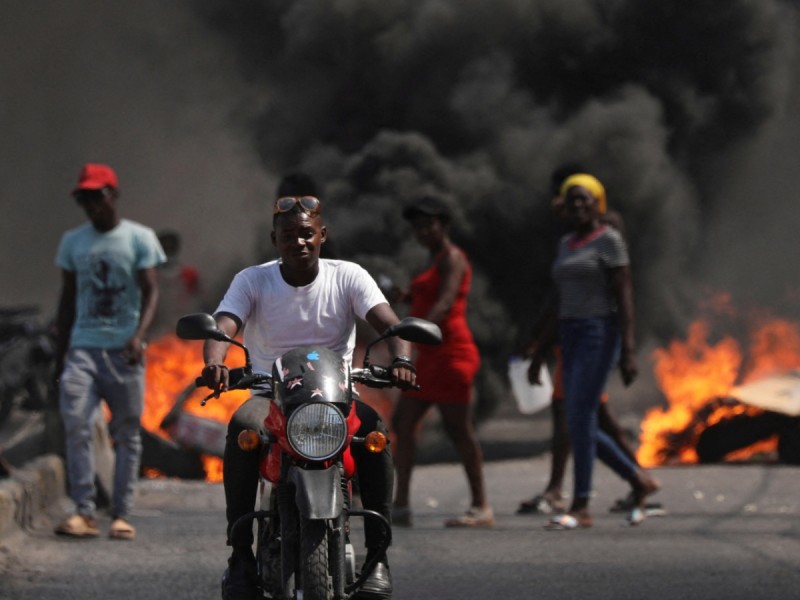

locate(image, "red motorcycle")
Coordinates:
176 313 441 600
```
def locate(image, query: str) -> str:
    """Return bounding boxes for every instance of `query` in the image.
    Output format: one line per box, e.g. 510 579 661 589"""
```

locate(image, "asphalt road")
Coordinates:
2 455 799 600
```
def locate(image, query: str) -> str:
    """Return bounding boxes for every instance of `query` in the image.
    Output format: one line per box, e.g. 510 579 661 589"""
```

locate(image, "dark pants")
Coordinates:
224 396 394 554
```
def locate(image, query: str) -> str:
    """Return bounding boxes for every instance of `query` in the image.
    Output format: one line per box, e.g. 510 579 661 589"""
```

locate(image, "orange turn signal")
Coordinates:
237 429 261 451
364 431 387 453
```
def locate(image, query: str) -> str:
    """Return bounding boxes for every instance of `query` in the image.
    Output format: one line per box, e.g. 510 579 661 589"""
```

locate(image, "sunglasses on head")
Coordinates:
273 196 321 215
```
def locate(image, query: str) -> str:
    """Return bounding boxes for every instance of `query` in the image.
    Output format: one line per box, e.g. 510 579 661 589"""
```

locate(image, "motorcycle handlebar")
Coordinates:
351 366 420 391
195 365 419 391
195 368 272 390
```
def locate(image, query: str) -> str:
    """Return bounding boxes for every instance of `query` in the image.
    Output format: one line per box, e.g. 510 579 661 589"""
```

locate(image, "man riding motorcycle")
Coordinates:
201 177 415 600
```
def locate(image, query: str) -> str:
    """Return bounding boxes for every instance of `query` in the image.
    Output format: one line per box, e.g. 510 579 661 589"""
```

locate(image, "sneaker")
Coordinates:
444 506 495 528
54 514 100 538
221 552 258 600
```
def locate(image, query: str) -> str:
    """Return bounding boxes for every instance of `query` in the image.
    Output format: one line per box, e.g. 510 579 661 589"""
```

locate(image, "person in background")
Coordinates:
390 195 493 528
517 164 653 516
526 173 659 530
53 163 165 541
202 179 412 600
153 230 202 336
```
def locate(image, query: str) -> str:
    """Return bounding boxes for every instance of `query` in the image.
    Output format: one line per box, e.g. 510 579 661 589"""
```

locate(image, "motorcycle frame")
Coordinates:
231 395 390 599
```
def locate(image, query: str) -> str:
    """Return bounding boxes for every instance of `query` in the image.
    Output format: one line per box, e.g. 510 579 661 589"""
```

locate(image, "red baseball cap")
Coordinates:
73 163 118 193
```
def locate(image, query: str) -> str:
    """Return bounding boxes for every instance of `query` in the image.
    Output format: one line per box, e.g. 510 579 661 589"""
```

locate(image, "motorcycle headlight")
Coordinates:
286 403 347 460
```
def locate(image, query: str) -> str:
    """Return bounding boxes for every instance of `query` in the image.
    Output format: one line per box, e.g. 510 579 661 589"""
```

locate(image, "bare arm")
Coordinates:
610 264 637 386
365 302 416 389
201 313 240 395
524 291 559 385
123 266 160 364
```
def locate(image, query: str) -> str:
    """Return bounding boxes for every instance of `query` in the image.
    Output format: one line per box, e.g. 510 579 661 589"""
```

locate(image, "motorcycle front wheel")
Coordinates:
299 518 333 600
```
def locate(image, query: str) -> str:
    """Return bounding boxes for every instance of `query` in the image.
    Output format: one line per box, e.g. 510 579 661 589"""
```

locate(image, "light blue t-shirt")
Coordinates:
55 219 166 349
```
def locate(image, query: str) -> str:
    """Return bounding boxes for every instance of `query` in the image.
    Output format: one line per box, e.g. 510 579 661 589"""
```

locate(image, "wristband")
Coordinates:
204 363 229 370
392 356 416 373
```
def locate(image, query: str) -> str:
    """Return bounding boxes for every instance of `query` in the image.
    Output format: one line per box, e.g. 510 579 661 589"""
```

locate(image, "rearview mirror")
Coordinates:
175 313 231 342
385 317 442 345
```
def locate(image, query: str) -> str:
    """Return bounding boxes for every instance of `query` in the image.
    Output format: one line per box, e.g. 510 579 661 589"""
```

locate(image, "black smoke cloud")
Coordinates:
193 1 799 341
2 1 799 412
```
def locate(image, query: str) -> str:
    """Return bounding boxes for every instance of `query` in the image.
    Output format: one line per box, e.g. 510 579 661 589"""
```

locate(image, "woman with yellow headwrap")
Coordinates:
527 173 659 530
560 173 607 214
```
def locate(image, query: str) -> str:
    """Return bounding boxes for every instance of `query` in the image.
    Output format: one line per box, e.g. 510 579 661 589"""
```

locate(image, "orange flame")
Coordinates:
143 334 248 482
638 309 800 467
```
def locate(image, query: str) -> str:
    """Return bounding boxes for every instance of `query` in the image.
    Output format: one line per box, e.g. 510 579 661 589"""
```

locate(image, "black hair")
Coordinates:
276 172 319 198
402 194 451 225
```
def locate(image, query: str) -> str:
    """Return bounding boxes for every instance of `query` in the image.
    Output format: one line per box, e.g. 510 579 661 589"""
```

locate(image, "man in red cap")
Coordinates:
53 163 165 541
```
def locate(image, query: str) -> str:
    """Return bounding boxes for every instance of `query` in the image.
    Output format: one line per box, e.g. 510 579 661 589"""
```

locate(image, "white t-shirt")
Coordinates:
215 259 387 372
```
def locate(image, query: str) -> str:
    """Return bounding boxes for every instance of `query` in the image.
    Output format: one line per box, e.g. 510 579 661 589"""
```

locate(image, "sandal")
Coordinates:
610 492 665 514
109 518 136 541
516 494 565 515
54 514 100 538
544 512 592 531
626 507 646 526
444 506 495 528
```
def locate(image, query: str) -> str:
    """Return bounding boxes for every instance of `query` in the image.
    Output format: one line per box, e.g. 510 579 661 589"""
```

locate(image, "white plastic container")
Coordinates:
508 356 553 415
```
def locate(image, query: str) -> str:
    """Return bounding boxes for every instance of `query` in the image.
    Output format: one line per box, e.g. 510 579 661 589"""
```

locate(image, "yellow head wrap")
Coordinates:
560 173 607 214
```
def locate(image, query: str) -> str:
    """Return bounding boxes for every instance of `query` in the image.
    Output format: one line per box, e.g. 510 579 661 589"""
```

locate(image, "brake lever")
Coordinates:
369 364 390 379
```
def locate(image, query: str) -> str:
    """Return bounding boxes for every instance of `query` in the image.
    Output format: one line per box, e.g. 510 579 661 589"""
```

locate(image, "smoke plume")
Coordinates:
2 1 799 413
193 1 799 331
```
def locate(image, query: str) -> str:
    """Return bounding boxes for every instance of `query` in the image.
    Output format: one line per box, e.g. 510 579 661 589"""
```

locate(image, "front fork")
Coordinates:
251 464 349 599
330 474 352 598
241 464 391 599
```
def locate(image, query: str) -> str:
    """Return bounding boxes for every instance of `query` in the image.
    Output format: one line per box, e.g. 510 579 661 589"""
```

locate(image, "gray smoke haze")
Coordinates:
191 1 800 336
0 2 272 315
2 1 800 411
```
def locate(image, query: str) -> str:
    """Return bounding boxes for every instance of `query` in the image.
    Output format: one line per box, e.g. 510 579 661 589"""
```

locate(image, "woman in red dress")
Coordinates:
390 195 493 528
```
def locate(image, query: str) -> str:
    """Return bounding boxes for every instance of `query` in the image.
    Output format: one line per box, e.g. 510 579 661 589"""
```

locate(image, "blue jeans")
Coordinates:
59 348 144 519
558 317 638 500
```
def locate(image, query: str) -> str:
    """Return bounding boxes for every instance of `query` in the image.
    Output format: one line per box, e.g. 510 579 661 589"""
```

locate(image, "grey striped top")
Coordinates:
552 226 629 319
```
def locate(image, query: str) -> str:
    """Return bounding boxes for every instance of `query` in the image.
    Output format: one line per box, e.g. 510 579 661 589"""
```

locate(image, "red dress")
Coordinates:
405 248 480 404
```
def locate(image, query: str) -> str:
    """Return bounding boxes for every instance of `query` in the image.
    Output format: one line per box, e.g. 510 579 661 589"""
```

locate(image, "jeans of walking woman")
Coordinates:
559 317 639 501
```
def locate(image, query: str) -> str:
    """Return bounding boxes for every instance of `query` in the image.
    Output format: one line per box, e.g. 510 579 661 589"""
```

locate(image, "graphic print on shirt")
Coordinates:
87 254 127 322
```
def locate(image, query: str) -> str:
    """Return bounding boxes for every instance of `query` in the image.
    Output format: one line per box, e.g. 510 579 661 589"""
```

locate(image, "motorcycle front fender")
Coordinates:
287 464 344 520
